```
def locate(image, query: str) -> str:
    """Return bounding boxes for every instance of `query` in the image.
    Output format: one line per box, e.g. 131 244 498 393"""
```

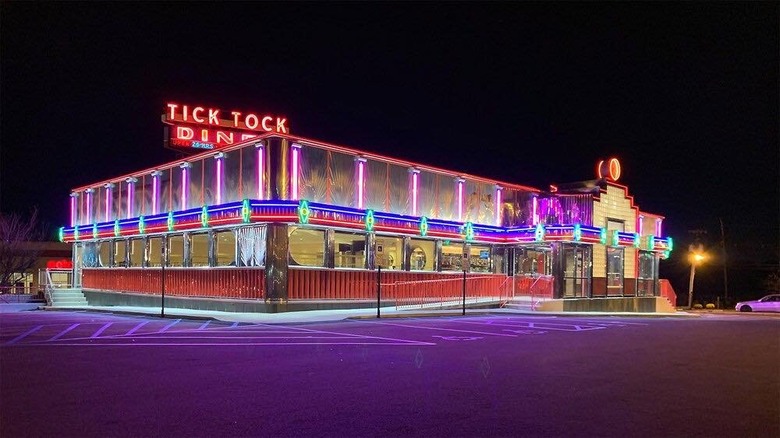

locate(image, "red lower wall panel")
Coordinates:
82 268 265 300
287 268 508 302
513 276 554 299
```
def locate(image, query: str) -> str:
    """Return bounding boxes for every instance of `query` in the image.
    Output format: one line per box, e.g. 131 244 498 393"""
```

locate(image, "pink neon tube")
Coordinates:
257 147 264 200
357 161 365 209
457 180 464 221
291 147 299 200
495 188 502 226
105 188 111 222
533 197 538 225
216 158 222 204
152 176 158 215
412 172 418 216
182 167 188 209
86 191 92 224
70 195 77 227
126 183 133 219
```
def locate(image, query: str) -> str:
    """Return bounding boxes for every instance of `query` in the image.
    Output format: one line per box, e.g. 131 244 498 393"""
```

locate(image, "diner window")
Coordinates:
82 242 100 268
215 230 237 266
516 247 552 276
469 245 492 273
607 247 624 295
288 227 325 267
99 241 111 267
334 231 366 269
408 239 435 271
441 241 464 272
375 236 403 270
147 237 163 267
190 233 210 267
128 238 145 267
113 240 127 267
167 234 185 267
637 251 656 296
492 247 507 274
237 226 266 267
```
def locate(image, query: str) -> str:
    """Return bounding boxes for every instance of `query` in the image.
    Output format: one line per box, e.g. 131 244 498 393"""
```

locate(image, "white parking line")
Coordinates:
49 324 81 341
198 321 211 330
253 323 435 345
4 325 43 345
125 321 150 336
157 319 181 333
357 320 518 337
91 323 113 338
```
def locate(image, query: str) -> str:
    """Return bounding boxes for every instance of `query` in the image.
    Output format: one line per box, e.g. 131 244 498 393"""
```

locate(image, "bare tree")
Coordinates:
0 208 46 292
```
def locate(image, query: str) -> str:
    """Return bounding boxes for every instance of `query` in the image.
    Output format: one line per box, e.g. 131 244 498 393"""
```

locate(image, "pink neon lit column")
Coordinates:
151 171 160 215
495 186 502 226
85 189 94 224
256 143 264 199
104 184 114 222
356 157 367 209
125 178 137 219
290 144 301 200
70 193 78 227
655 219 662 237
456 178 465 221
638 215 644 236
214 153 224 205
532 196 539 225
180 162 190 210
410 168 420 216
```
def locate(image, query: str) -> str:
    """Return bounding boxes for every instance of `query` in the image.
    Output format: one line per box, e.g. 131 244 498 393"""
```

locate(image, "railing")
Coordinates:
37 268 74 305
659 279 677 307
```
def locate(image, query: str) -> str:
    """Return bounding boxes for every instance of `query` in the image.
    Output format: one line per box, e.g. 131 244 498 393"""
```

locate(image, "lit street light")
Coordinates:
688 244 707 309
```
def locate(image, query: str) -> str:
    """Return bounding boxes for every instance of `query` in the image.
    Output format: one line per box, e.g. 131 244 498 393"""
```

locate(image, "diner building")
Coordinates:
60 104 675 312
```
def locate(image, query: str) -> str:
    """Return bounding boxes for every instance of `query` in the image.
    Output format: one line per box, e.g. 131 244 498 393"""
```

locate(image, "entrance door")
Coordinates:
72 242 83 288
562 244 591 298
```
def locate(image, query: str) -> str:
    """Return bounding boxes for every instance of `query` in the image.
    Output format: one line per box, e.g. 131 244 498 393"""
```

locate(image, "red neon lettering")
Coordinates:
216 131 234 144
176 126 194 140
245 114 259 130
182 105 189 121
261 116 273 131
231 111 241 127
241 134 258 141
201 129 209 141
276 118 288 133
192 107 205 123
167 103 178 120
208 108 219 125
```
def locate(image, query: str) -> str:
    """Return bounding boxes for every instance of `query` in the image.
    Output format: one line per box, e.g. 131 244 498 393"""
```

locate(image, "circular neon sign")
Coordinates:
597 158 621 181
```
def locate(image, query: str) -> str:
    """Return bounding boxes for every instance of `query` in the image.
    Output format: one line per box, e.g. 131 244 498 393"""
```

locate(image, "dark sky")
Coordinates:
2 3 778 290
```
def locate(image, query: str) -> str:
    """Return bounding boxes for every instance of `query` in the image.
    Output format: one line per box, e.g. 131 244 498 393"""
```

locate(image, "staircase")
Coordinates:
503 296 541 311
48 288 89 307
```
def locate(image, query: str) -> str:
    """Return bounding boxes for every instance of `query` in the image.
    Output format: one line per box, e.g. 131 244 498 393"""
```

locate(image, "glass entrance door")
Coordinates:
562 244 591 298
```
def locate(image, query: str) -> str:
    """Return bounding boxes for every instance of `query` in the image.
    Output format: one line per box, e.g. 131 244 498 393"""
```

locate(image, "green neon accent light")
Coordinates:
420 216 428 237
58 227 64 243
463 222 474 242
534 223 544 242
365 209 375 232
573 224 582 242
611 230 620 247
633 232 640 248
114 219 120 237
648 235 655 251
667 237 673 252
167 211 174 231
663 250 671 259
92 223 98 239
139 216 146 235
242 199 251 223
201 205 209 228
298 199 310 224
599 228 607 244
74 227 79 241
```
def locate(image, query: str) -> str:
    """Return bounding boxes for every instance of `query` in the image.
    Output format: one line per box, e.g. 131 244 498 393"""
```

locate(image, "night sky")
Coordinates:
2 3 778 297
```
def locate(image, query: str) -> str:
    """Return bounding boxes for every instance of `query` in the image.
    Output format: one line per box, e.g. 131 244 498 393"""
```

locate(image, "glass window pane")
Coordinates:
409 239 435 271
441 241 464 272
607 247 624 294
148 237 163 267
113 240 127 267
82 242 99 268
516 247 551 276
128 238 144 267
469 245 491 273
215 231 236 266
167 235 184 267
99 242 111 267
237 226 266 267
334 231 366 269
375 236 403 270
288 227 325 267
190 233 210 267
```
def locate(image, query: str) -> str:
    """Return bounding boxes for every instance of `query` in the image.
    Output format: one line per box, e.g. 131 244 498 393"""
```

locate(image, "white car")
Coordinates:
735 294 780 312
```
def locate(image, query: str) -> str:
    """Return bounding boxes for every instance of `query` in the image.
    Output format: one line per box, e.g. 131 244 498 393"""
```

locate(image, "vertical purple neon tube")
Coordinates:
291 144 301 201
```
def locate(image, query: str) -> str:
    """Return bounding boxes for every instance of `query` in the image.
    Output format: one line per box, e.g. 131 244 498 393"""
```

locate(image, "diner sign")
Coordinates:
163 103 289 152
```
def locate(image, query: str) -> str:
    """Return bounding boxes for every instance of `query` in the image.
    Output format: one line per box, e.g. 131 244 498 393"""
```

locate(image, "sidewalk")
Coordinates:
36 303 695 323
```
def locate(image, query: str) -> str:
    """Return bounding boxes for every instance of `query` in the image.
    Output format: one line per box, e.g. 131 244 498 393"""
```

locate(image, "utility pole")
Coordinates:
719 218 729 305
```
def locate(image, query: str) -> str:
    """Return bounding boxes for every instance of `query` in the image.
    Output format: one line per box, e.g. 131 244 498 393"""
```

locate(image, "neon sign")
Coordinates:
597 158 621 181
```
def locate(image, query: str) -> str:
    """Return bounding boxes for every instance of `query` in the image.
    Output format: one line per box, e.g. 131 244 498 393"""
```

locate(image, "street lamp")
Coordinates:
688 244 706 309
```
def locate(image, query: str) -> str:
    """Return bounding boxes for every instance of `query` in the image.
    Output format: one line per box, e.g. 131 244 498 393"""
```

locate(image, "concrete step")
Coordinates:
49 289 88 307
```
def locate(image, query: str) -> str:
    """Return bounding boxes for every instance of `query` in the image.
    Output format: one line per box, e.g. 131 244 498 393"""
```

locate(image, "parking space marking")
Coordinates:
4 325 43 345
198 321 211 330
49 324 81 341
458 319 607 332
251 323 435 346
91 323 113 338
356 320 518 337
125 321 150 335
157 319 181 333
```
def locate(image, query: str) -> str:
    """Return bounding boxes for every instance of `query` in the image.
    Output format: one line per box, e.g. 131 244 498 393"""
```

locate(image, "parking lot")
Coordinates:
2 310 779 437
